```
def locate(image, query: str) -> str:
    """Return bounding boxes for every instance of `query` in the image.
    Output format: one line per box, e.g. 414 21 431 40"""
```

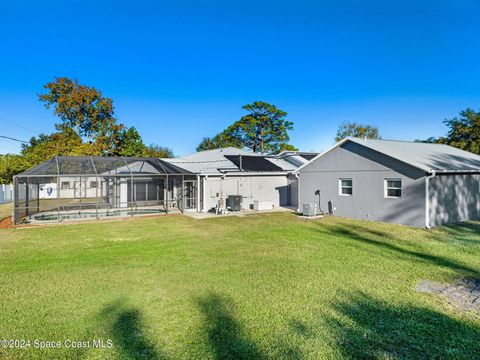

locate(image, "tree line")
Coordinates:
196 101 296 153
1 76 479 183
0 77 173 183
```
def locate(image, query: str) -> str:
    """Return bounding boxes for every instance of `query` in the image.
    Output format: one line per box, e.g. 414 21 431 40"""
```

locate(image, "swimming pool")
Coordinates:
32 208 166 222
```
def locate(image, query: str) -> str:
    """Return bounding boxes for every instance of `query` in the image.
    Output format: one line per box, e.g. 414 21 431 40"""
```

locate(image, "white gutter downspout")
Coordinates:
202 175 208 212
295 173 300 213
425 170 436 229
196 175 201 212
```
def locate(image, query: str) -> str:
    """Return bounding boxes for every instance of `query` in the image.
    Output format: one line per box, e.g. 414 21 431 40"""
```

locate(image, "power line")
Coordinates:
0 115 40 134
0 135 29 143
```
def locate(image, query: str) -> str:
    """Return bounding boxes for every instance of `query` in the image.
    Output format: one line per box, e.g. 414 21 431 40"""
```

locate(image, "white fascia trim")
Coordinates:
202 172 290 177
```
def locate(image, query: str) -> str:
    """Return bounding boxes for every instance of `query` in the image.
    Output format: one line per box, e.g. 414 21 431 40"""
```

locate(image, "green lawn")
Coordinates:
0 213 479 359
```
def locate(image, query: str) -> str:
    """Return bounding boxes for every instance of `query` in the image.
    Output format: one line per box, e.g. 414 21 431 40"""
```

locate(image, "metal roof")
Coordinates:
16 156 191 177
163 147 251 174
276 151 319 168
162 147 318 174
224 155 284 172
297 138 480 173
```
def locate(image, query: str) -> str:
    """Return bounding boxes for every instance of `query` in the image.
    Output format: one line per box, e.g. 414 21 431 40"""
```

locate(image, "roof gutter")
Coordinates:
427 169 480 174
217 171 290 177
425 170 436 229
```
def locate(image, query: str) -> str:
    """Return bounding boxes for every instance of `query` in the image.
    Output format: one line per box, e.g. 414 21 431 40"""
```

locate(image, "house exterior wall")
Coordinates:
202 175 290 211
287 175 298 209
298 142 427 227
429 173 480 226
37 177 99 199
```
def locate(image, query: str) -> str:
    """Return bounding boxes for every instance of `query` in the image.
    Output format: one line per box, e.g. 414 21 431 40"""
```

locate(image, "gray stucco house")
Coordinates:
296 138 480 227
163 147 316 212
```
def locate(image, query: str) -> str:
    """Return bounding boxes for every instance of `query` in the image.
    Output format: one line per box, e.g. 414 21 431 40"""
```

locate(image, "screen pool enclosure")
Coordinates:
13 156 195 224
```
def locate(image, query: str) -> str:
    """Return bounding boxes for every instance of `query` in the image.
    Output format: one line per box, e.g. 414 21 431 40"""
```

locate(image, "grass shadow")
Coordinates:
314 221 480 278
101 299 165 360
289 319 313 338
196 293 265 360
436 222 480 246
326 291 480 359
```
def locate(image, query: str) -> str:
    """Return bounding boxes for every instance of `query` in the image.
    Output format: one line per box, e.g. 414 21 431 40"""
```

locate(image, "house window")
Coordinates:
90 181 98 189
339 178 353 196
385 179 402 198
61 181 70 189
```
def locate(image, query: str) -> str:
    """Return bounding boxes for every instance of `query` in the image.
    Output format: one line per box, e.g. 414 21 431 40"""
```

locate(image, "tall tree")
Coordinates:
227 101 293 154
335 122 380 142
442 108 480 154
417 108 480 154
196 132 242 152
115 127 146 157
278 143 299 152
196 102 295 153
38 77 124 154
144 144 174 158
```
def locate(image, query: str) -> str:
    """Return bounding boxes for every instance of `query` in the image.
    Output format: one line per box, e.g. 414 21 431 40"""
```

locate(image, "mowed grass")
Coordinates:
0 213 479 359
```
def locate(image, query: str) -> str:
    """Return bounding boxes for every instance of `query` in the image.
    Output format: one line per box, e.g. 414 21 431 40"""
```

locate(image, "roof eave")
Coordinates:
295 138 435 174
200 171 290 176
427 169 480 174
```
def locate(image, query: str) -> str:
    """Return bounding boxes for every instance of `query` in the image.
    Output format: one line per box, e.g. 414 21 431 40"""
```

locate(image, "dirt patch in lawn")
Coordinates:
0 216 13 229
416 279 480 315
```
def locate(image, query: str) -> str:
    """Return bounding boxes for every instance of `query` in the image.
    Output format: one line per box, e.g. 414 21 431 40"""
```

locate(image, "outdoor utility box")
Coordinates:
302 203 317 216
227 195 242 211
254 200 273 211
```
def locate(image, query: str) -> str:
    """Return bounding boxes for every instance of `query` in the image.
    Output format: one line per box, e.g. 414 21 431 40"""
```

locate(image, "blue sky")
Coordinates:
1 0 479 156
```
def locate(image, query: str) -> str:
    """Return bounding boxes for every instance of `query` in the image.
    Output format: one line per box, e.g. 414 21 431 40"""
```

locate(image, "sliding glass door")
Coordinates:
127 178 165 206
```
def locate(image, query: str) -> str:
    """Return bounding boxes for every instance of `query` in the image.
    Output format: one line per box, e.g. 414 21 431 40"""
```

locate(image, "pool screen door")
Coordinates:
183 180 197 210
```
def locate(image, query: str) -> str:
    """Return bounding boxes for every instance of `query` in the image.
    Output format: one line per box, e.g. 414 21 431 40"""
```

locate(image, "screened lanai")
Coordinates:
13 156 195 224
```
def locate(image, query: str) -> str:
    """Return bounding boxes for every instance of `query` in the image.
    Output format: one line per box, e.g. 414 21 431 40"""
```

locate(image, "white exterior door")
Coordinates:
74 181 87 198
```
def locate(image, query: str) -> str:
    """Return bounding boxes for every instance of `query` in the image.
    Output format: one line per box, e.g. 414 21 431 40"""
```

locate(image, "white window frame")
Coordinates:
384 178 402 198
338 178 353 196
61 181 70 189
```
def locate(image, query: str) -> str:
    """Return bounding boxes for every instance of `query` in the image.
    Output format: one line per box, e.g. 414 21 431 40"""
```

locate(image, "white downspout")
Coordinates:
425 170 436 229
202 175 208 212
295 173 300 213
196 175 201 212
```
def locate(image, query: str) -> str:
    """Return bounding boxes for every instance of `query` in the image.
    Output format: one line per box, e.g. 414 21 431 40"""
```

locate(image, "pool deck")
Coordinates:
183 206 296 220
16 206 297 227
